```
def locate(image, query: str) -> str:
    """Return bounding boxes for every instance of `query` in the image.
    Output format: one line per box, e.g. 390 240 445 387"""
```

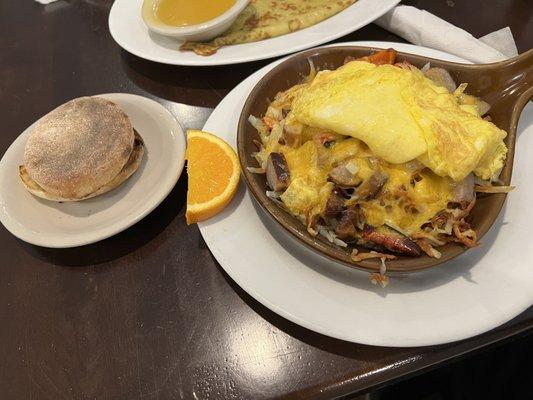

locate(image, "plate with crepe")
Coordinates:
109 0 400 66
0 93 185 248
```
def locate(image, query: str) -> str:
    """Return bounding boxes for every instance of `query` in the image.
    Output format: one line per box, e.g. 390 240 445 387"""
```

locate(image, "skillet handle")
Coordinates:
506 49 533 136
498 48 533 104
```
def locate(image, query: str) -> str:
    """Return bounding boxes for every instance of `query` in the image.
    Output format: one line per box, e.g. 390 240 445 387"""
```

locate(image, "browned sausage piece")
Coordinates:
324 188 345 219
361 225 421 256
357 170 388 200
266 152 290 192
334 206 361 240
328 160 360 187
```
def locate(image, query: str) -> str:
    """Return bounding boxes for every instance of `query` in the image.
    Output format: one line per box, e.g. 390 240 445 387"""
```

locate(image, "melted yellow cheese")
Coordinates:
280 141 331 219
362 167 455 235
271 135 456 234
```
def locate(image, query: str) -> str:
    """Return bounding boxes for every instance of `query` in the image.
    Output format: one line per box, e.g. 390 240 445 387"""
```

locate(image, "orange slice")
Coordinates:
185 130 240 224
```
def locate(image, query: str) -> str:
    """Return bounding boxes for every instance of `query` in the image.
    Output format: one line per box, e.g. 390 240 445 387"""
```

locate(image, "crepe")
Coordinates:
180 0 356 56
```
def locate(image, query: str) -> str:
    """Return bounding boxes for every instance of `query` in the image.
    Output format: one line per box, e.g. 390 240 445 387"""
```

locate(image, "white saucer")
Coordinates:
108 0 400 66
199 41 533 347
0 93 185 248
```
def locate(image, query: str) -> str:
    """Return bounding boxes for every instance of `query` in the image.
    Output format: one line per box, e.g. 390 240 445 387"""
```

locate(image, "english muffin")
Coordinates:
20 96 144 201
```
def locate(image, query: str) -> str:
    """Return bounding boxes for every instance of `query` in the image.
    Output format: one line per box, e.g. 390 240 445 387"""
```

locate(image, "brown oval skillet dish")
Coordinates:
237 46 533 273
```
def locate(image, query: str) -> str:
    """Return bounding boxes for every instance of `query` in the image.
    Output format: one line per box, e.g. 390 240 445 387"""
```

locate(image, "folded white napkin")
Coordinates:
375 6 518 63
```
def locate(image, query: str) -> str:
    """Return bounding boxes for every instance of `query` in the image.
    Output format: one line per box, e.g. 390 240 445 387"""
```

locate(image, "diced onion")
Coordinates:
317 225 348 247
379 257 387 275
248 115 268 134
266 190 283 199
345 161 359 175
306 58 317 82
246 166 265 174
454 83 468 97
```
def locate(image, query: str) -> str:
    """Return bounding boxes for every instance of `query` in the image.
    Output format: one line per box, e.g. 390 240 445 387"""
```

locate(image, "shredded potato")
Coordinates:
247 167 265 174
350 249 396 262
475 184 515 193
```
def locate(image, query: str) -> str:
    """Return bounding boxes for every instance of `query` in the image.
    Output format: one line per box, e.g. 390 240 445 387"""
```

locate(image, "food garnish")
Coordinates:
185 130 241 224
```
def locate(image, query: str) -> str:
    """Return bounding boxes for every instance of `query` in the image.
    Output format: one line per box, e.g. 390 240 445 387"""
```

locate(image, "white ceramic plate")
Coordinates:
0 93 185 248
199 41 533 347
108 0 400 66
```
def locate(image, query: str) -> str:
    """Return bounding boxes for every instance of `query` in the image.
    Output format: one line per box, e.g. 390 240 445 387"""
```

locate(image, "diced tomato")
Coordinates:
262 116 277 130
363 48 398 65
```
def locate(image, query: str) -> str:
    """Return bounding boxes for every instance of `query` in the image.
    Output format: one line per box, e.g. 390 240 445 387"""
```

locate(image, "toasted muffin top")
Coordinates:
24 97 134 199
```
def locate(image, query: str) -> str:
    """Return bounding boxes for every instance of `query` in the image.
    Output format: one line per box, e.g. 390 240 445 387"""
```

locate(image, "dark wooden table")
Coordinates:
1 1 532 399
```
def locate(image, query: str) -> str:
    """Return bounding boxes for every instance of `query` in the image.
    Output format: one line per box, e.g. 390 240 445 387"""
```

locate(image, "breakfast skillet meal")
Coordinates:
247 49 513 267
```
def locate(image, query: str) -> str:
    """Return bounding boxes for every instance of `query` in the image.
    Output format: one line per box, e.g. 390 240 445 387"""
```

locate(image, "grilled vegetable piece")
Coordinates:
344 49 397 66
266 153 290 192
282 122 302 148
282 113 303 148
453 220 478 248
459 94 491 116
356 170 388 200
335 206 361 240
424 67 457 92
475 99 491 116
452 174 475 203
416 238 442 259
361 225 422 256
364 48 398 65
328 159 360 187
324 187 345 218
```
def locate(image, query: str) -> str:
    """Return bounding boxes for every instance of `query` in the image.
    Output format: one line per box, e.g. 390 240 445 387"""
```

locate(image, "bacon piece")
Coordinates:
266 153 290 192
361 225 422 256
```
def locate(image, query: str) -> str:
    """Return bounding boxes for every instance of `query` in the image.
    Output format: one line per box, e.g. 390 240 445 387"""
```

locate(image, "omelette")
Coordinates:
292 61 507 181
249 49 511 261
180 0 356 56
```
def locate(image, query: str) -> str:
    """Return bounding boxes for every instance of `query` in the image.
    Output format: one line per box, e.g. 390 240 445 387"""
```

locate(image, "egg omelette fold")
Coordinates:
249 49 510 260
180 0 356 56
292 61 507 181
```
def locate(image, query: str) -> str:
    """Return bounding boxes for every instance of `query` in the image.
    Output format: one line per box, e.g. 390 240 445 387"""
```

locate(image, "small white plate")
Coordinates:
199 41 533 347
108 0 400 66
0 93 185 248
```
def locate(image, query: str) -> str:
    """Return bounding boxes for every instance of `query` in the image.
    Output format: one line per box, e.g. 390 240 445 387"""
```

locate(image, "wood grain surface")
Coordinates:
1 0 532 399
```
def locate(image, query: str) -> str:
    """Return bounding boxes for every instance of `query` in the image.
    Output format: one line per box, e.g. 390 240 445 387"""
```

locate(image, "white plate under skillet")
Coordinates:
199 41 533 347
0 93 186 248
108 0 400 66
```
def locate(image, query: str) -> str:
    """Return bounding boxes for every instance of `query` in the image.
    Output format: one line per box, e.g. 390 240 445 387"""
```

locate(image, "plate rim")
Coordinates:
0 92 185 248
108 0 401 66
